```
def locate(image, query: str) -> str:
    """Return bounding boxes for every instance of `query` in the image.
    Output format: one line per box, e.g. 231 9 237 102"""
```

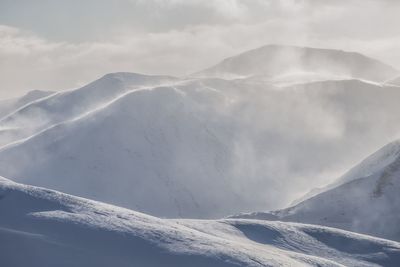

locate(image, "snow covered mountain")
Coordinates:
231 140 400 241
1 46 400 219
195 45 399 83
1 177 399 267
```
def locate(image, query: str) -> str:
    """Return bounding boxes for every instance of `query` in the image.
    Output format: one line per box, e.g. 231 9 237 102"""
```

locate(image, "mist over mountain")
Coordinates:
232 140 400 241
0 90 53 118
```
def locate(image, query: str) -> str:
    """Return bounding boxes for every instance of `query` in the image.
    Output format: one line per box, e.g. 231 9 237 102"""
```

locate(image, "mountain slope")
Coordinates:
290 140 400 206
1 177 399 267
0 84 240 218
232 140 400 241
0 73 178 146
195 45 399 83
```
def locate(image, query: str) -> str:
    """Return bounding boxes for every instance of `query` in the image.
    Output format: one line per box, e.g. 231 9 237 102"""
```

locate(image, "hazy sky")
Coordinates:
1 0 400 97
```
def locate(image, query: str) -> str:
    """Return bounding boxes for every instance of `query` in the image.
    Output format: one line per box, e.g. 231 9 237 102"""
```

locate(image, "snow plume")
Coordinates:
205 78 400 212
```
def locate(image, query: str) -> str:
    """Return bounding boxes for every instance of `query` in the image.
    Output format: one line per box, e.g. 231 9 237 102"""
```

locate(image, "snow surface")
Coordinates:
1 177 400 267
231 140 400 241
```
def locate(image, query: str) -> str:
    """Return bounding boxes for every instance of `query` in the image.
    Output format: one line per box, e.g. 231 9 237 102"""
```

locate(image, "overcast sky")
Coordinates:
1 0 400 98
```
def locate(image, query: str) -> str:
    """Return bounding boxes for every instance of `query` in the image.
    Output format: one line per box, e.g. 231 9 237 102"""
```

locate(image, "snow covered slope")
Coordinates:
195 45 399 83
0 72 177 146
1 177 399 267
232 140 400 241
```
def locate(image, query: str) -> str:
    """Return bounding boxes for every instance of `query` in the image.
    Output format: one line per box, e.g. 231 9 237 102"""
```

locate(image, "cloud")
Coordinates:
0 0 400 97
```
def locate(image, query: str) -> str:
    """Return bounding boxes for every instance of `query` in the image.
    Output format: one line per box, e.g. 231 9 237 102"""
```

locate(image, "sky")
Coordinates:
1 0 400 98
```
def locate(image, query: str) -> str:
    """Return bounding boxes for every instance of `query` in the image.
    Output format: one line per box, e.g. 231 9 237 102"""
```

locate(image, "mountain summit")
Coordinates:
195 45 399 83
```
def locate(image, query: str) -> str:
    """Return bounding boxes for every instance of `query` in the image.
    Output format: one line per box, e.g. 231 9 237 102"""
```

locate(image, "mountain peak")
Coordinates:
195 44 399 83
98 72 178 84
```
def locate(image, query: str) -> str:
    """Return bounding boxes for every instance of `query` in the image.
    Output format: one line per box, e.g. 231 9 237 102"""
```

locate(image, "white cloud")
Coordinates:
0 0 399 97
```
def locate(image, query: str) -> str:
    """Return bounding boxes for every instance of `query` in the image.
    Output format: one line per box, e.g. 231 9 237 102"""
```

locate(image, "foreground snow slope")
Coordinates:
195 45 399 83
1 177 399 267
232 140 400 241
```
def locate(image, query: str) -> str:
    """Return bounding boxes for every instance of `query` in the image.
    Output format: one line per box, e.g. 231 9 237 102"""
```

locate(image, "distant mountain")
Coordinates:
1 177 399 267
195 45 399 83
231 140 400 241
